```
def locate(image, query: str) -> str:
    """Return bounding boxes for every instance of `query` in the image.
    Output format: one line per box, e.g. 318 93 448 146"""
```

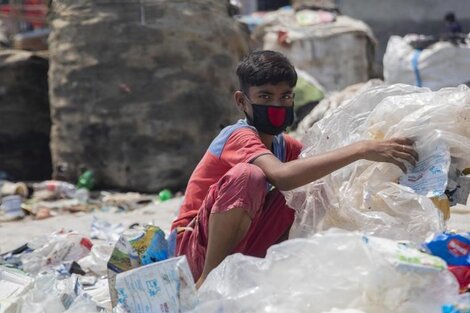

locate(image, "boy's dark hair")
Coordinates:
236 50 297 94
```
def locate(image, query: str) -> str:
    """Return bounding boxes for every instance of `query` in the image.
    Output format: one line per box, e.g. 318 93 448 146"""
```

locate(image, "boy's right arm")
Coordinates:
252 138 418 191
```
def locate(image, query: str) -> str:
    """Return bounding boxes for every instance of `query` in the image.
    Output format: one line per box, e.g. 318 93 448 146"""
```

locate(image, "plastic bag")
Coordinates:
90 216 125 243
16 272 103 313
77 242 114 276
21 231 92 275
285 84 470 242
192 231 459 313
424 232 470 266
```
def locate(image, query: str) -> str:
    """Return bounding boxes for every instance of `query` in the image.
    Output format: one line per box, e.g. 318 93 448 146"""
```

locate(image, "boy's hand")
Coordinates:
358 138 419 173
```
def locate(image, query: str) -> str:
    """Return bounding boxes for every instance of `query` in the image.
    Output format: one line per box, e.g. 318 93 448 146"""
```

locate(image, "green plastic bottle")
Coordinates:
77 170 95 190
158 189 172 202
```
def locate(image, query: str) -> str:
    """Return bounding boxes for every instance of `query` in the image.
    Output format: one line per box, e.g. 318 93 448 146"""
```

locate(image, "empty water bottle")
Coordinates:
33 180 78 198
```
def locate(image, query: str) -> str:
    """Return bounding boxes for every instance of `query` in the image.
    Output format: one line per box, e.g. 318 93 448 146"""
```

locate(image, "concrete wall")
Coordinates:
338 0 470 69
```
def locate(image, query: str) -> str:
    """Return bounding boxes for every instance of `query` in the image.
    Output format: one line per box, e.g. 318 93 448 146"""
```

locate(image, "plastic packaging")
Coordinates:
285 84 470 242
192 231 459 313
158 189 173 202
115 256 197 313
21 231 93 275
90 216 125 243
77 170 95 190
78 242 114 276
16 272 102 313
424 232 470 266
32 181 77 199
0 195 25 220
107 226 170 307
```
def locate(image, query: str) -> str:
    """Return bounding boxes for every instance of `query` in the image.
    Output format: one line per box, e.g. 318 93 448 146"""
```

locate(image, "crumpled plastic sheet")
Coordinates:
285 84 470 242
16 272 103 313
191 231 459 313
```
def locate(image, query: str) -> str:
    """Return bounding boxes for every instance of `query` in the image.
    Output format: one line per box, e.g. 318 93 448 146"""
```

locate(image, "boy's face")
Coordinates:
235 81 295 119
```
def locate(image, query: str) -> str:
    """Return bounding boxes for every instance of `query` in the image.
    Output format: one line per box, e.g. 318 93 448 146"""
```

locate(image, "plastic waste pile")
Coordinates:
285 84 470 242
0 169 175 222
192 231 460 313
0 219 191 313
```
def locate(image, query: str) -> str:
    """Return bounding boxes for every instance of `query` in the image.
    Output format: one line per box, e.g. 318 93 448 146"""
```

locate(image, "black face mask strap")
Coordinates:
241 93 255 125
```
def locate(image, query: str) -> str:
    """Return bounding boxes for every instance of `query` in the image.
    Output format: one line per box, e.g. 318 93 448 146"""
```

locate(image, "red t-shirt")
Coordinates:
171 120 303 230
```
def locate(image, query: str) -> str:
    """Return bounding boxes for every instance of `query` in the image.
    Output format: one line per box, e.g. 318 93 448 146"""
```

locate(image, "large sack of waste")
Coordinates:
0 50 51 181
48 0 248 192
192 231 459 313
285 84 470 242
252 8 375 91
384 35 470 90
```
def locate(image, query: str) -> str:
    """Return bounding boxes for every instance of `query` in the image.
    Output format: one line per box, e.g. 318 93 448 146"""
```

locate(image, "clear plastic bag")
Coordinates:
285 84 470 242
21 231 92 275
192 231 459 313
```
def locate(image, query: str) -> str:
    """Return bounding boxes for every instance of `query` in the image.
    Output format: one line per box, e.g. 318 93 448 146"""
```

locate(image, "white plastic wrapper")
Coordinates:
21 231 93 275
77 242 114 276
285 84 470 242
192 231 459 313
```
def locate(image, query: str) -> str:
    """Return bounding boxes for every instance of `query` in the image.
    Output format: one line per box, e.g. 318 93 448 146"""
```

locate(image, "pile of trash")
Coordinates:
193 231 461 313
286 84 470 242
0 222 194 313
0 170 176 223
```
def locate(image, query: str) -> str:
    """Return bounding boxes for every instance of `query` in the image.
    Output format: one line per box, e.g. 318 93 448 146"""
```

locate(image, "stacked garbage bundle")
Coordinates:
384 34 470 90
48 0 248 193
241 2 376 91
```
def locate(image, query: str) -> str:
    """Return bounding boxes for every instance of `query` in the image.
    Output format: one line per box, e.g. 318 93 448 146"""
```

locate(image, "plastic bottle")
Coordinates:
77 170 95 190
33 180 77 198
158 189 172 202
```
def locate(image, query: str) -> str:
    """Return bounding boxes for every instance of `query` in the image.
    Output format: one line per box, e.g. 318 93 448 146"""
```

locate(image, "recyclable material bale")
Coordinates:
285 84 470 242
384 35 470 90
49 0 248 192
0 50 51 181
253 9 376 91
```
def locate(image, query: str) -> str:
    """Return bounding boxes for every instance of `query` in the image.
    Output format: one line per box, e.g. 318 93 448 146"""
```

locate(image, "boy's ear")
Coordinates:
234 90 245 111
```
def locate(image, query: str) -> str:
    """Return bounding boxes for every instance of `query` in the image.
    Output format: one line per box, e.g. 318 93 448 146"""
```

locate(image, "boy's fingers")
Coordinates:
388 156 407 173
392 143 419 162
392 137 415 146
393 151 417 166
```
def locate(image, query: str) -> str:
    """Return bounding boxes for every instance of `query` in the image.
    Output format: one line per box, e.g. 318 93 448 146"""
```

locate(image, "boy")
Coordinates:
171 50 418 288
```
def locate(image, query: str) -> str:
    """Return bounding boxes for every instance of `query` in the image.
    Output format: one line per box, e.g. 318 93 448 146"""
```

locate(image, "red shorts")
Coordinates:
176 163 295 281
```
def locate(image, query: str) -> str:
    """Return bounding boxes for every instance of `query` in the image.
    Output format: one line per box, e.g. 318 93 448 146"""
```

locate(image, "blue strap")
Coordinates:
411 49 423 87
